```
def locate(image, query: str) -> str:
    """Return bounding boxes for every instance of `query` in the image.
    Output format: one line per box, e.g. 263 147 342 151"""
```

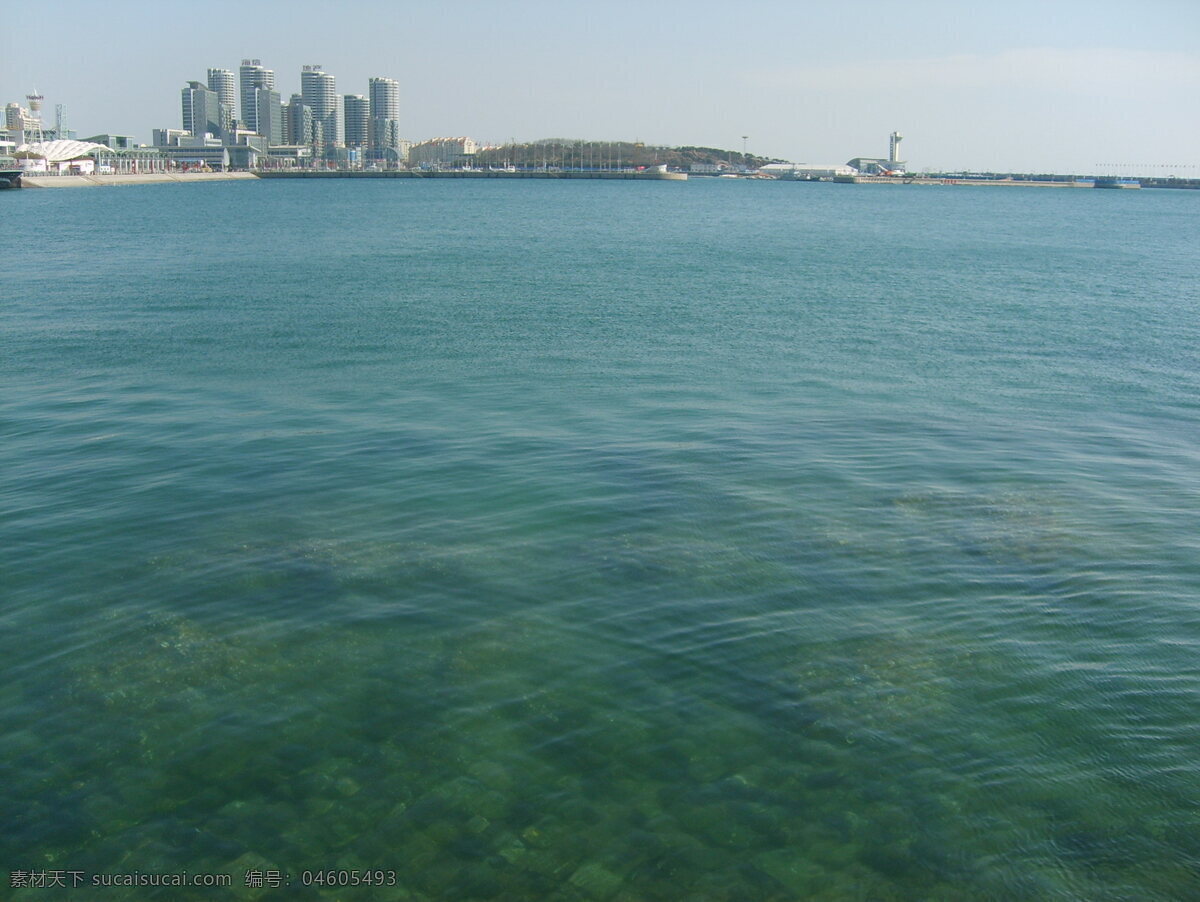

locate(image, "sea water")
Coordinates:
2 178 1198 900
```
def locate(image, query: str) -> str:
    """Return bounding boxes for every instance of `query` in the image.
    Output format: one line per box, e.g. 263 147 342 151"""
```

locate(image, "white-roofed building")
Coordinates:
15 139 106 173
16 139 167 175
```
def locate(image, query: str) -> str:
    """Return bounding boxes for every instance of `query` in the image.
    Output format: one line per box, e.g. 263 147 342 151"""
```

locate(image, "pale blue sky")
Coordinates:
3 0 1197 172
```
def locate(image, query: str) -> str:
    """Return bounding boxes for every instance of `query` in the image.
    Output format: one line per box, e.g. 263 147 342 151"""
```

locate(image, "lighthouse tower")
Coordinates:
889 131 903 164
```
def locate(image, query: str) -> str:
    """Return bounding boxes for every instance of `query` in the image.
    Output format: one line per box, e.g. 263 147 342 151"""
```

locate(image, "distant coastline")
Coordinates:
14 170 1199 190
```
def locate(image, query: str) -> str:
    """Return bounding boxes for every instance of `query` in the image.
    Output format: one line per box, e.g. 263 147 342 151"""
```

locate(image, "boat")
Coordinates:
0 165 22 189
1095 176 1140 189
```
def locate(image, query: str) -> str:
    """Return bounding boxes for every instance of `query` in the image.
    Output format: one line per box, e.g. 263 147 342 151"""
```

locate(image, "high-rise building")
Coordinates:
287 94 313 146
343 95 369 149
301 64 341 153
368 76 400 161
207 67 236 134
254 87 283 146
239 59 274 134
181 81 222 139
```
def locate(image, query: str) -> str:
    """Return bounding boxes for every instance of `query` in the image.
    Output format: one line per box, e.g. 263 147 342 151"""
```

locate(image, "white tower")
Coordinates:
889 131 903 164
25 91 44 144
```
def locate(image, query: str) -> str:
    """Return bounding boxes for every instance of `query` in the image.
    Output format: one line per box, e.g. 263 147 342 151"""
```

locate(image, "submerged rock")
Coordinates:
569 861 625 900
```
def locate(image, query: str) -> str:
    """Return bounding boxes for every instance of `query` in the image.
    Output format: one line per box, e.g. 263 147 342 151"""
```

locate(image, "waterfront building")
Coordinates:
12 138 105 174
177 134 223 148
152 131 262 170
408 136 478 167
847 157 906 175
181 81 222 139
368 76 400 162
228 127 264 147
239 59 274 135
11 138 166 176
327 146 360 168
152 128 189 147
84 134 136 151
343 94 369 150
94 145 166 174
156 138 230 171
254 87 283 146
264 144 314 168
847 133 907 176
760 162 857 179
301 65 341 154
229 133 266 170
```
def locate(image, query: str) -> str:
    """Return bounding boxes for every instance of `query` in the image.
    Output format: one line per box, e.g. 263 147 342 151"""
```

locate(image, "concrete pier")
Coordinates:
21 172 260 188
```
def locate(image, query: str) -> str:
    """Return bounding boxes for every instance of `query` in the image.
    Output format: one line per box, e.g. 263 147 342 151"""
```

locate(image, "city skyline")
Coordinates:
2 0 1198 174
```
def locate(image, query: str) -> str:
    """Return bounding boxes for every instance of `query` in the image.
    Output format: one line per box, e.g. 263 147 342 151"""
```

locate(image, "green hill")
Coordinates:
471 140 778 170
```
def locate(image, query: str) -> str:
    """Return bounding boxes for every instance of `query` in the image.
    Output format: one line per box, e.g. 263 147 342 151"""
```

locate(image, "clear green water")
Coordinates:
2 179 1198 900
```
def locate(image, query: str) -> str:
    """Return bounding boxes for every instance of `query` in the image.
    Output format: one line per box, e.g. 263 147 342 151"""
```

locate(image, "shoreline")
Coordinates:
19 169 689 188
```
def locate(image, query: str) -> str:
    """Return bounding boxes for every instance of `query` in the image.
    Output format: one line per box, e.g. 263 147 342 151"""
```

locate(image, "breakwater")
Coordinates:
834 174 1110 188
257 168 687 181
823 174 1200 190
